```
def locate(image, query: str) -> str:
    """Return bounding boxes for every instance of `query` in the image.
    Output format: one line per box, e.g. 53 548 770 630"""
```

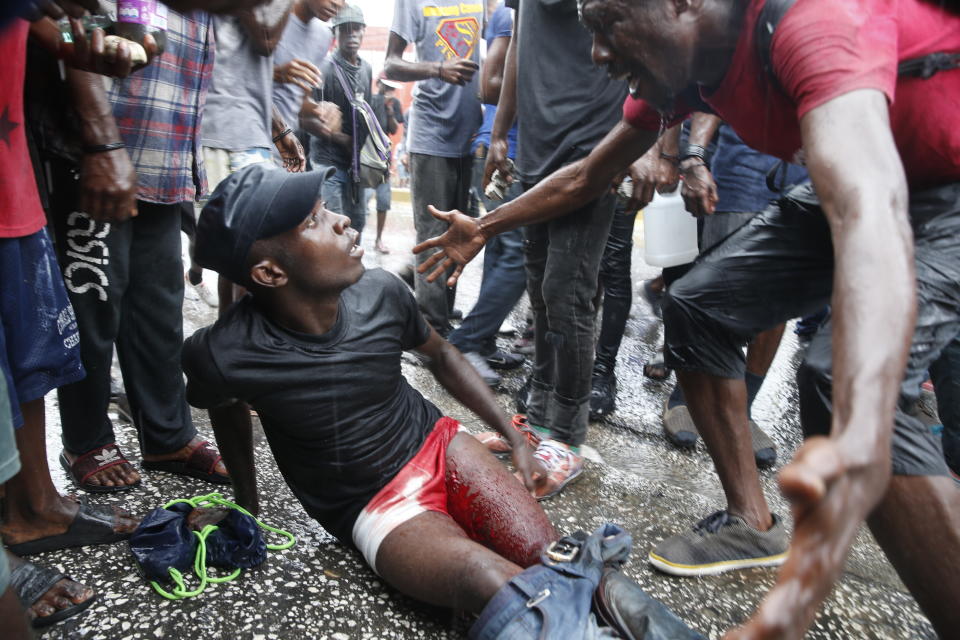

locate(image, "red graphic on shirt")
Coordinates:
435 17 480 60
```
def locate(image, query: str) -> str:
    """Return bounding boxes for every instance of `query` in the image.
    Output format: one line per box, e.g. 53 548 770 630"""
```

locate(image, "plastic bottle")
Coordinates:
114 0 168 55
642 187 699 267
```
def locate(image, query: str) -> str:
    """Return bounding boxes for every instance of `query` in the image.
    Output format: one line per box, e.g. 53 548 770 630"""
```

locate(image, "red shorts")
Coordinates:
351 416 463 573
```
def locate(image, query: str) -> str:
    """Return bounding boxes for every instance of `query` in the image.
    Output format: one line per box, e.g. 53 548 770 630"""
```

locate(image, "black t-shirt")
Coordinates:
182 269 441 543
505 0 626 184
311 54 373 170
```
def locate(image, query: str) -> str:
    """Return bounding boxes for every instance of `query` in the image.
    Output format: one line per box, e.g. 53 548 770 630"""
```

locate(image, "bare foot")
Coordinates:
723 436 889 640
0 496 139 546
375 239 390 254
6 552 96 624
142 436 228 477
62 449 141 489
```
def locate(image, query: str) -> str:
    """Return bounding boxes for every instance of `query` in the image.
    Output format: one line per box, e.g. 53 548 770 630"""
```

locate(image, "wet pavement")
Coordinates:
34 196 938 639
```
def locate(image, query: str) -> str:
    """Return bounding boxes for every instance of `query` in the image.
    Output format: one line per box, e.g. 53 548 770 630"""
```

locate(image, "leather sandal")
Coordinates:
141 440 230 484
60 444 140 493
6 496 131 556
11 559 98 629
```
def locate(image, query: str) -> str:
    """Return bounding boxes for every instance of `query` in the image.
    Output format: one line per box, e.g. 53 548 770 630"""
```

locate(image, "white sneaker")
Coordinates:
192 280 219 308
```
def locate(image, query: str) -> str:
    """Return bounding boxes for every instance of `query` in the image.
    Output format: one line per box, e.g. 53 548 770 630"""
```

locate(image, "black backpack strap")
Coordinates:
754 0 798 91
898 51 960 79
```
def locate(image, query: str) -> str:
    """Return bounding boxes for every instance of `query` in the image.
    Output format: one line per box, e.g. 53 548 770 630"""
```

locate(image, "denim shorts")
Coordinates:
0 228 85 428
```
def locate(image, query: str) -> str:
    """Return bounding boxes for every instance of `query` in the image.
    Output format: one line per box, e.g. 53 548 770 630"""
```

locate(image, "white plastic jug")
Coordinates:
642 188 699 268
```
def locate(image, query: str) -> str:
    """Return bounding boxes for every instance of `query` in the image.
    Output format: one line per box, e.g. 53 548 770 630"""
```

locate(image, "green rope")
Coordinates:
149 492 294 600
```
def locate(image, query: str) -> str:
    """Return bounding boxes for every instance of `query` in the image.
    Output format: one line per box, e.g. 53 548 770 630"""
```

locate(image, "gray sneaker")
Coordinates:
463 351 501 388
648 510 788 577
663 404 699 448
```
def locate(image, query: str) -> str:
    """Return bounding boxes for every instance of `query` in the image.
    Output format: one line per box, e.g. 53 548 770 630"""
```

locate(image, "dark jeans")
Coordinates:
410 152 473 334
594 199 636 374
930 335 960 473
663 182 959 476
50 163 195 455
525 186 616 446
447 154 525 355
322 167 367 235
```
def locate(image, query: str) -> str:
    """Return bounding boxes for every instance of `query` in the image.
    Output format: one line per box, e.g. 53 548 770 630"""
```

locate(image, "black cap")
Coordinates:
195 163 335 284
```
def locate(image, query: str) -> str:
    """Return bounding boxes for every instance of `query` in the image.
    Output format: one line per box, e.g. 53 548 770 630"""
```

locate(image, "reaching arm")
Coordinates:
726 88 913 640
414 120 658 286
414 329 539 491
383 32 478 85
208 402 259 515
272 105 305 172
383 97 399 135
237 0 293 57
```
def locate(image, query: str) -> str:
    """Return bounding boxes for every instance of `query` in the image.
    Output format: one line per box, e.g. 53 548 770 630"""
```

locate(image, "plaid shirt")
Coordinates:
106 7 213 204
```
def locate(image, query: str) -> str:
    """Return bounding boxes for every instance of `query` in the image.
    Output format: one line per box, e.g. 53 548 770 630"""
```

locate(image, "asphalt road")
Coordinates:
34 197 937 639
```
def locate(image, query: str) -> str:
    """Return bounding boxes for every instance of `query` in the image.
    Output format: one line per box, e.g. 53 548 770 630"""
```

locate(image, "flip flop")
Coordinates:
60 444 140 493
643 357 672 381
11 559 98 629
141 440 230 485
6 496 131 556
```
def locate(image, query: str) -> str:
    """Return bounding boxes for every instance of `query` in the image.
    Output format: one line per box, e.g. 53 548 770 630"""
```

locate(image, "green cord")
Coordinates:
149 493 294 600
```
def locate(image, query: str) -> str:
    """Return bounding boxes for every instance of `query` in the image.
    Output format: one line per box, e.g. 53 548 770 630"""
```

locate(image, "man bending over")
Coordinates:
181 163 556 613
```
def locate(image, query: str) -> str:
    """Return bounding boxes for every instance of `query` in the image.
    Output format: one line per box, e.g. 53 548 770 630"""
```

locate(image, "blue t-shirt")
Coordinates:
391 0 484 158
473 3 517 158
713 124 809 214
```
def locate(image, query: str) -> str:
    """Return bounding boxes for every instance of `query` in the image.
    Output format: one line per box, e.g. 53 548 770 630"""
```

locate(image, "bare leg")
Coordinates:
746 324 786 376
677 371 772 530
376 510 523 613
0 584 32 640
1 400 137 545
375 210 389 253
444 432 557 567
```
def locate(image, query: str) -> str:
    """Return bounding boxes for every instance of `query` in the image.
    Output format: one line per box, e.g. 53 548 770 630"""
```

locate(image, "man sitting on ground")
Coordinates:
181 163 557 613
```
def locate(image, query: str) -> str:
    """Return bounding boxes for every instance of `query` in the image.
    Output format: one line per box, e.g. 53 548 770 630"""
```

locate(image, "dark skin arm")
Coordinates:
383 32 478 85
383 97 399 136
299 95 343 140
415 120 658 286
236 0 293 57
208 402 259 515
482 18 518 191
272 106 305 172
620 123 680 214
480 34 509 105
68 69 138 222
29 16 156 77
414 328 539 492
725 89 914 640
680 112 721 217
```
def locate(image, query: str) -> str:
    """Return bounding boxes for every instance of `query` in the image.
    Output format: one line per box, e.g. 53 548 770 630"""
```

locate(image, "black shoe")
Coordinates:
593 568 704 639
484 348 525 370
515 376 533 414
449 308 463 321
589 372 616 421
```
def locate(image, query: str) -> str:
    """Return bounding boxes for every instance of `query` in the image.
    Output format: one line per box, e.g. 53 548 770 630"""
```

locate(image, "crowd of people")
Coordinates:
0 0 957 637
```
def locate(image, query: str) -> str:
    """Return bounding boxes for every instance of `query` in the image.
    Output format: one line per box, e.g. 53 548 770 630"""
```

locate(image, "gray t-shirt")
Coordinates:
390 0 483 158
202 15 274 152
505 0 626 184
272 15 333 132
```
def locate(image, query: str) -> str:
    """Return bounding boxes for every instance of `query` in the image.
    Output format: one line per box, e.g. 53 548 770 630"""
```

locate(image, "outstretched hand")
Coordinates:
511 442 544 494
723 435 891 640
412 206 487 287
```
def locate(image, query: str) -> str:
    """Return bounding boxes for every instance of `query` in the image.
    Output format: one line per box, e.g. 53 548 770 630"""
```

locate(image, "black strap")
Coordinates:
755 0 959 91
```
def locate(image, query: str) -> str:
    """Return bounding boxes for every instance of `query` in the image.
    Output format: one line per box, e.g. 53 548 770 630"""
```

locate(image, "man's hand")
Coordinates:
482 136 512 191
31 17 158 78
680 159 718 216
510 440 544 494
275 130 305 172
21 0 97 20
79 148 138 222
438 58 478 86
622 149 680 213
412 206 487 287
274 58 322 92
299 96 342 139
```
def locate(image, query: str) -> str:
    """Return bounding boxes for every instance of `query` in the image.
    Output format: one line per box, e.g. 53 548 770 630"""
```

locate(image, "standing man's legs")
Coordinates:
411 153 472 336
591 199 637 420
374 180 392 253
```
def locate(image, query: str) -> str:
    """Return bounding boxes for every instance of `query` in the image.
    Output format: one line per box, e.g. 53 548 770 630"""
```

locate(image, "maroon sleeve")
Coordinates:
622 95 690 131
772 0 897 119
